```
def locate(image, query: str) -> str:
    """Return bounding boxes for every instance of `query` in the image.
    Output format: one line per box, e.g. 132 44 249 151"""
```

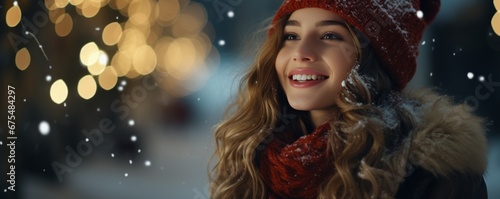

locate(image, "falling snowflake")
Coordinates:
227 11 234 18
218 40 226 46
467 72 474 80
416 10 424 19
130 135 137 142
39 121 50 136
479 76 485 82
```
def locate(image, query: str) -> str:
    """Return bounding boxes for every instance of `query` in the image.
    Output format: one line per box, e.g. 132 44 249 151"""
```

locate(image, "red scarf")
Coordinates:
259 123 333 199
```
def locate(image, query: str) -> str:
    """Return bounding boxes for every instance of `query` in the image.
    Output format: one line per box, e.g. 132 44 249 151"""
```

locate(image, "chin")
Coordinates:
288 101 315 111
287 97 336 111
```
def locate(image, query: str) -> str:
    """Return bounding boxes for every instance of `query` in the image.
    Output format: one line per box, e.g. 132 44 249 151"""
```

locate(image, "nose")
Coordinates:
292 40 317 62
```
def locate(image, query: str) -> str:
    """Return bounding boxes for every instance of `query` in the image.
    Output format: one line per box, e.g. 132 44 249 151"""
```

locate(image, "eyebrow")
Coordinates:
285 20 348 28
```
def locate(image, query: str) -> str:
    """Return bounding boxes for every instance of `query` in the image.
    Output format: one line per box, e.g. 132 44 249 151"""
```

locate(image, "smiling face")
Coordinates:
275 8 358 125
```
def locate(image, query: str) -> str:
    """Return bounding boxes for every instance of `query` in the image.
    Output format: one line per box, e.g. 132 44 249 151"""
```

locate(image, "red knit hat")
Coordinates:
270 0 440 90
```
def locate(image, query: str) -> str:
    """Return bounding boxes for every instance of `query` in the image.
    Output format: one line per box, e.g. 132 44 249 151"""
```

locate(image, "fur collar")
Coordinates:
405 89 487 176
374 89 488 197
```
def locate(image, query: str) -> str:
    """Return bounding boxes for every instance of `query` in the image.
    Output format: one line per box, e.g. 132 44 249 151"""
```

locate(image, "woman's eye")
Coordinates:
322 33 342 40
284 33 299 40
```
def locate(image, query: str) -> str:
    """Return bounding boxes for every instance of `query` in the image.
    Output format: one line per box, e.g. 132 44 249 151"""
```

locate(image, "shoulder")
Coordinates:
360 89 488 197
403 89 488 176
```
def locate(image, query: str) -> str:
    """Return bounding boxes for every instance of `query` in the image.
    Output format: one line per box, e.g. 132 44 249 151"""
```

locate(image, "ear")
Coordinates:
419 0 441 24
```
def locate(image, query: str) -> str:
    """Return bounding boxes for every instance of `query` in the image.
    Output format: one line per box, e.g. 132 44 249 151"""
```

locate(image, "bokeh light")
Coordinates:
128 0 153 26
81 0 101 18
8 0 220 100
80 42 100 66
45 0 59 11
15 48 31 71
171 3 207 37
102 22 123 46
6 4 22 27
494 0 500 36
98 66 118 90
111 51 132 76
50 79 69 104
133 45 157 75
157 0 180 26
493 13 500 36
54 0 70 8
88 50 108 75
78 75 97 100
70 0 84 6
165 38 197 80
55 13 73 37
48 6 65 23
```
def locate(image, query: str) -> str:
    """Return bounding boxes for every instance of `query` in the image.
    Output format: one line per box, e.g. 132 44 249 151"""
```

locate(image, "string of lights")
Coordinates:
5 0 220 104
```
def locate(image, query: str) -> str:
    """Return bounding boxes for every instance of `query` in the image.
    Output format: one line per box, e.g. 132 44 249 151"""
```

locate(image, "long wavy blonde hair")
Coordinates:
210 14 417 199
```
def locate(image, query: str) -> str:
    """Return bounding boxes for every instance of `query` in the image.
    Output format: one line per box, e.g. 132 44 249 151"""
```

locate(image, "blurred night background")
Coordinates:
0 0 499 198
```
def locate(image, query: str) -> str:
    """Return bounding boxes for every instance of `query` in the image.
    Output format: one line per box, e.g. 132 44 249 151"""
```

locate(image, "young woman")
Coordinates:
210 0 488 198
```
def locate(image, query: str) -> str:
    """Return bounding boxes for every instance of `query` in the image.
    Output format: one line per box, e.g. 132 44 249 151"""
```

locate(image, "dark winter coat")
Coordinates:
389 90 488 198
259 90 488 199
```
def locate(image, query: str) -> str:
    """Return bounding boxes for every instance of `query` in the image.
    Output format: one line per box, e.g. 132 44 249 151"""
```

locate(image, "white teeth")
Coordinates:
291 74 327 81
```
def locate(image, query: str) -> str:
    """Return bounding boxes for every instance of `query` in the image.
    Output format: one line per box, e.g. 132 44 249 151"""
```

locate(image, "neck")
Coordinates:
309 108 337 128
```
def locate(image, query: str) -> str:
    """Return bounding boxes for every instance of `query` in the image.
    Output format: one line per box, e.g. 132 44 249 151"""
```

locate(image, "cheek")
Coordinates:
330 47 354 64
275 50 288 81
327 50 355 76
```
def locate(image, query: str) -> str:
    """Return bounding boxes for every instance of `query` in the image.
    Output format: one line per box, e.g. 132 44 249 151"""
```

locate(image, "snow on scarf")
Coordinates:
259 122 333 199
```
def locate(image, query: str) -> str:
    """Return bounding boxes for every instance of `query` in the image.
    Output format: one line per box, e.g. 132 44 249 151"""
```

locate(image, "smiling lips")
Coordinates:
291 74 327 81
288 69 329 88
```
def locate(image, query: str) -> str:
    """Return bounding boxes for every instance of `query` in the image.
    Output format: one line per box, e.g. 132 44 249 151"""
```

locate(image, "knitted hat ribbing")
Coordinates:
270 0 440 90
